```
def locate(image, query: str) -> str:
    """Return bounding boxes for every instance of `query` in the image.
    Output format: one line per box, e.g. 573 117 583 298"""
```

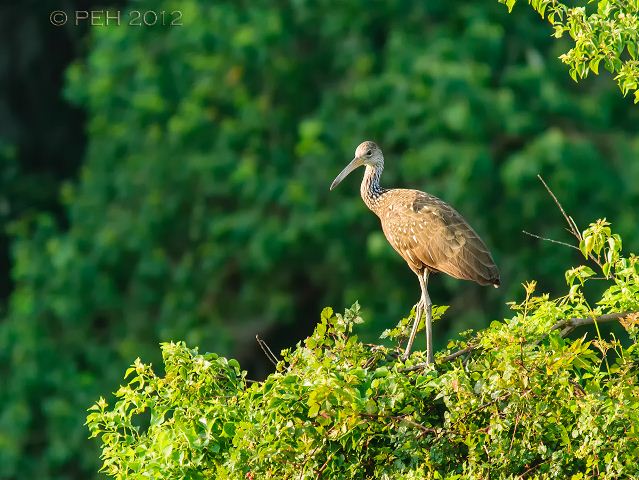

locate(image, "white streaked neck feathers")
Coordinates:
361 164 385 212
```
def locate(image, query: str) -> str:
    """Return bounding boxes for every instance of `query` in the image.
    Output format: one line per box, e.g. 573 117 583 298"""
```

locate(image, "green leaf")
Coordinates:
223 422 236 437
308 403 320 418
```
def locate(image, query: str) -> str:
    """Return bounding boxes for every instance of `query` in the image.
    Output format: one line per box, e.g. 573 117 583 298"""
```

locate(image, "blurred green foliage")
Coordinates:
88 221 639 478
1 0 639 478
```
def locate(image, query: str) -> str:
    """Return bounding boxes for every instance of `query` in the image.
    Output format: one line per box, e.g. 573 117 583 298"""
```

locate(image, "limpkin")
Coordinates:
330 141 499 364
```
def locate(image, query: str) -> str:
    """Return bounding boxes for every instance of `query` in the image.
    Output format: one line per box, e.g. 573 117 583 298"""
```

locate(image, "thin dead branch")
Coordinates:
256 334 279 366
536 174 605 270
537 174 582 240
522 230 579 250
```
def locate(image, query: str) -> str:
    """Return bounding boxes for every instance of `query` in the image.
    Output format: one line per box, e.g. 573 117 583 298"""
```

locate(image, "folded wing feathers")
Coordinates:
379 190 499 286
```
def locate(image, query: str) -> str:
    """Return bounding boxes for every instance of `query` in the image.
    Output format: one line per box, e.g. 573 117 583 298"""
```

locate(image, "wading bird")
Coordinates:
330 141 499 364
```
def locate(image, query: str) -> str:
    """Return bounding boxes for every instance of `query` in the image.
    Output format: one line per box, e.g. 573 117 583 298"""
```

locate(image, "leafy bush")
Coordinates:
88 219 639 479
500 0 639 101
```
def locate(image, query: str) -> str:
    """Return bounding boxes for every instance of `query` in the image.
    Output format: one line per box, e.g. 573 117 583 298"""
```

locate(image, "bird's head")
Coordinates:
330 140 384 190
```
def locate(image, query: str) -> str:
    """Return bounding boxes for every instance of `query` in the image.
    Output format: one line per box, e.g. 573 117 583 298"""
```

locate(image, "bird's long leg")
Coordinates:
402 298 423 360
422 270 433 364
402 271 430 361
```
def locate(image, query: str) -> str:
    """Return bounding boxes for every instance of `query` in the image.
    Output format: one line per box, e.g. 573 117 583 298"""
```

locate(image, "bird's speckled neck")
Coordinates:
361 165 386 213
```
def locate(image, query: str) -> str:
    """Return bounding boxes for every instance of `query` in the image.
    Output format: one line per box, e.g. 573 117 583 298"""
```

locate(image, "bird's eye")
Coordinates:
366 150 372 156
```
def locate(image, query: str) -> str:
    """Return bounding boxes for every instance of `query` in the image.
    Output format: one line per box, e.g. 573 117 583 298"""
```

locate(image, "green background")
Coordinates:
0 0 638 478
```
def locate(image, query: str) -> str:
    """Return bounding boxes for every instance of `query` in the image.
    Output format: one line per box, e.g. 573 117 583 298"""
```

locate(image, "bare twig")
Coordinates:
256 334 279 366
537 175 581 241
537 175 606 270
441 345 476 362
522 230 579 250
508 413 521 455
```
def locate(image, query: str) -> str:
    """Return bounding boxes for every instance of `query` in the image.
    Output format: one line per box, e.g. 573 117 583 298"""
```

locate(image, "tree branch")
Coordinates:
550 311 635 337
400 345 477 372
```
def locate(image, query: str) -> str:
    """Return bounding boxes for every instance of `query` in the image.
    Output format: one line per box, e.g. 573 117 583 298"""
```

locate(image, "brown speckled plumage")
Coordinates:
330 140 500 364
374 189 499 286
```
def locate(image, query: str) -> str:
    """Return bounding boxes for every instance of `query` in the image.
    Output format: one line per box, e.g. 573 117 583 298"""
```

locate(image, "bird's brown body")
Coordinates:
331 140 499 364
366 187 499 287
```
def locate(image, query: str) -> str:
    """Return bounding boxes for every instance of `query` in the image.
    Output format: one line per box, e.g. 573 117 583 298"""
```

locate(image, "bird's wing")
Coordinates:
380 190 499 286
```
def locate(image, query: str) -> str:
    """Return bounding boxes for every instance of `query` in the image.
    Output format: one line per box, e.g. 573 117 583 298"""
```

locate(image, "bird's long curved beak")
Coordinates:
330 157 364 190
